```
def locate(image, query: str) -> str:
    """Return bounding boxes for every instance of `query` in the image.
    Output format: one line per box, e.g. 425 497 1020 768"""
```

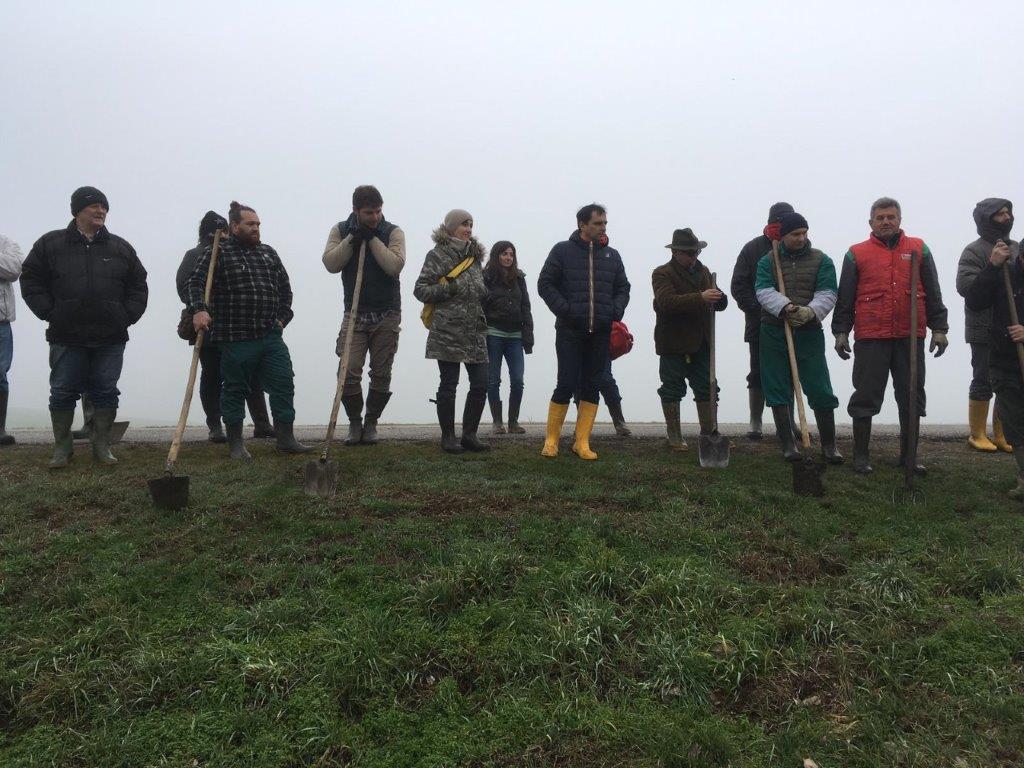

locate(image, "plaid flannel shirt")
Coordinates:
187 235 294 343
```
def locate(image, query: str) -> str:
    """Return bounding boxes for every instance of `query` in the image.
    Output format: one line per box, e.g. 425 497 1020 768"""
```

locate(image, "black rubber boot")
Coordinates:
746 388 764 440
772 405 801 462
275 421 312 453
815 408 844 464
898 410 927 476
247 391 275 438
507 388 525 433
341 392 364 446
90 408 119 465
607 400 632 436
208 422 227 444
489 398 506 434
49 409 75 469
361 389 391 445
437 396 464 454
852 416 873 474
461 391 491 452
0 390 14 446
226 421 252 461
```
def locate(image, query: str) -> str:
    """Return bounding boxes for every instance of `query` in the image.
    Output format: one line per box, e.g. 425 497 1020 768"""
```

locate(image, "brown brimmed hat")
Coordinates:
666 228 707 252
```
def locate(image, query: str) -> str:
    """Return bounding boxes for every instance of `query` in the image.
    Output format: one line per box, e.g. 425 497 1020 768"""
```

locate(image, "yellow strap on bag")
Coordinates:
420 255 475 328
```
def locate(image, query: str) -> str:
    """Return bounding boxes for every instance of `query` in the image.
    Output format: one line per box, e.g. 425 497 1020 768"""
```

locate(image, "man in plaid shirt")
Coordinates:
188 201 310 459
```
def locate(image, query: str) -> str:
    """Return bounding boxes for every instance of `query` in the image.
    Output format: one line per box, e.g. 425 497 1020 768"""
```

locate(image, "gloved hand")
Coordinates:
788 305 816 327
929 331 948 357
834 332 851 360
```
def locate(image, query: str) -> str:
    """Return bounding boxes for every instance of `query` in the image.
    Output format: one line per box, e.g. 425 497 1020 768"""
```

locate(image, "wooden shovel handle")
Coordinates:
165 230 223 472
709 272 718 431
771 241 811 448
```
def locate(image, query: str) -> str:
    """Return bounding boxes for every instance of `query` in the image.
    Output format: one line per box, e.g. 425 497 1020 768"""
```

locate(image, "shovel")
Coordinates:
304 241 366 498
771 241 825 497
903 250 921 492
148 230 223 510
698 272 729 468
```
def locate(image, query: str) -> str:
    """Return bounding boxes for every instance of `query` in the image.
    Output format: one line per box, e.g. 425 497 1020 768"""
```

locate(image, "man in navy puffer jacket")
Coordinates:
537 203 630 460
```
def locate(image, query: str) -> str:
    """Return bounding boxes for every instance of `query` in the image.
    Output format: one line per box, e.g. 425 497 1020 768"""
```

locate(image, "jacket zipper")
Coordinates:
588 241 595 333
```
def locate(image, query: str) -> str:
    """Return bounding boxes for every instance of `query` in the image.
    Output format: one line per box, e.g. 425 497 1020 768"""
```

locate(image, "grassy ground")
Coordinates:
1 435 1023 767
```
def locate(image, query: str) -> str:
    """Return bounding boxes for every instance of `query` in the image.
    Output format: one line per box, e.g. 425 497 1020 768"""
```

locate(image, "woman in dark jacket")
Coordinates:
482 241 534 434
413 209 490 454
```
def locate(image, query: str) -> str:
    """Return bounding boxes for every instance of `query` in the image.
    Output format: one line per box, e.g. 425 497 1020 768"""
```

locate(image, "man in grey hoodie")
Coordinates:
956 198 1018 453
0 234 23 446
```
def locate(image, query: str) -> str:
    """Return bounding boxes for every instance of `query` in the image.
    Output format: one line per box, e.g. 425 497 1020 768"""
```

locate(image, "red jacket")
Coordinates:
848 233 929 340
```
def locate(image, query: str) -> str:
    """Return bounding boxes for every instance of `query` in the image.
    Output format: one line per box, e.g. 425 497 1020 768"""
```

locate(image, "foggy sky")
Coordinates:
2 0 1022 427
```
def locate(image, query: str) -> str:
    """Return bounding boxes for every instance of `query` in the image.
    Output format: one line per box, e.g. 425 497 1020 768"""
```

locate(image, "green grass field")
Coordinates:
1 437 1023 767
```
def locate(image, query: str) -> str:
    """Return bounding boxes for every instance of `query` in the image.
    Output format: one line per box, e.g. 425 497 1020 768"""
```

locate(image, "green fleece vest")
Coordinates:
761 247 824 326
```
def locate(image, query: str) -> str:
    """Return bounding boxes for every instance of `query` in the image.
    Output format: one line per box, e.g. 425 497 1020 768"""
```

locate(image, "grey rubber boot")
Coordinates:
49 410 75 469
275 421 311 453
747 388 764 440
695 400 718 436
73 395 94 440
90 408 119 465
852 416 873 474
897 410 926 476
1010 447 1024 501
247 391 275 438
226 421 252 461
661 401 687 451
772 405 801 462
0 390 14 446
208 423 227 444
361 389 392 445
489 398 506 434
341 392 363 446
815 408 844 464
607 400 632 436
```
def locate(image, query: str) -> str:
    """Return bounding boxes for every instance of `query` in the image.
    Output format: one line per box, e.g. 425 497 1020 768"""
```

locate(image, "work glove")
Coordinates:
788 305 816 327
834 332 851 360
929 331 948 357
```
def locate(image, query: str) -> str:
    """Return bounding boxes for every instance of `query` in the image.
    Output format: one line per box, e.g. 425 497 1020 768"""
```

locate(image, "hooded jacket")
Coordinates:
536 231 630 334
413 228 489 363
21 222 148 346
956 198 1018 344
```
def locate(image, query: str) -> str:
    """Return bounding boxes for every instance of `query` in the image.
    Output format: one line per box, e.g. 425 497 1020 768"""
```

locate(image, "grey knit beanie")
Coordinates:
443 209 473 235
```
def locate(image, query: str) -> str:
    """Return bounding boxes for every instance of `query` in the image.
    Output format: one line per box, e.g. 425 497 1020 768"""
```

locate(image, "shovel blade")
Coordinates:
792 458 826 497
304 459 338 498
111 421 130 445
698 433 730 468
148 474 190 510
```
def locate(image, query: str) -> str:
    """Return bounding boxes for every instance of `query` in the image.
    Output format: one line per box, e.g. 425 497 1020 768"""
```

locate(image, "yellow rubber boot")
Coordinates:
993 412 1014 453
572 400 599 460
541 402 569 457
968 400 997 452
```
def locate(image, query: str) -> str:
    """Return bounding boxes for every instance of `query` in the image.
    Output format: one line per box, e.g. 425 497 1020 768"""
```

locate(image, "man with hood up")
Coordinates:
537 203 630 461
956 198 1018 453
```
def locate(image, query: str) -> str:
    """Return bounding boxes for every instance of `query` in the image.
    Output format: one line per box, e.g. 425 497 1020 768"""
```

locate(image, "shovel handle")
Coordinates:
771 241 811 448
1002 262 1024 383
321 242 367 459
166 230 223 471
709 272 719 431
905 250 920 490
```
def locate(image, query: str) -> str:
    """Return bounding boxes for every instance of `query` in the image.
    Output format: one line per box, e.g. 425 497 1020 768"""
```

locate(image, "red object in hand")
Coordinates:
764 223 782 241
610 320 634 360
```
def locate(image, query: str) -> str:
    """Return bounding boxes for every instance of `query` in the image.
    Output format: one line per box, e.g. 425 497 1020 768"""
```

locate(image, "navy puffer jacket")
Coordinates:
537 231 630 332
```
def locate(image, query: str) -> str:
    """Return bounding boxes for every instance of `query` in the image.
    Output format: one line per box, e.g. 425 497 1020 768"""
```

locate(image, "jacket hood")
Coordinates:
431 227 485 260
973 198 1013 243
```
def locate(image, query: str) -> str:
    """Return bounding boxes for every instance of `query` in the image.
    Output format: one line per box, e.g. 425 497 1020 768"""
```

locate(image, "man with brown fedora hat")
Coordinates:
652 228 727 450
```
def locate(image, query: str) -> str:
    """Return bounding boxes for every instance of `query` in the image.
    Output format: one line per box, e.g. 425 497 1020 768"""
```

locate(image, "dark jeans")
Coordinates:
199 342 269 428
848 337 926 419
746 336 762 390
969 342 993 401
219 329 296 424
0 321 11 393
438 360 488 400
486 335 525 405
49 343 125 411
553 327 610 405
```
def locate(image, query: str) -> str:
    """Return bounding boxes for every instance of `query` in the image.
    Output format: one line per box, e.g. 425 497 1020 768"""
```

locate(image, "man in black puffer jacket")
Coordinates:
21 186 148 468
537 203 630 460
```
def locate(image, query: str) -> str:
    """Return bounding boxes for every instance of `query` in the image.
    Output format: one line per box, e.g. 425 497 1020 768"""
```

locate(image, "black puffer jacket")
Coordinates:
483 270 535 352
730 233 771 343
21 222 148 345
537 231 630 332
965 258 1024 375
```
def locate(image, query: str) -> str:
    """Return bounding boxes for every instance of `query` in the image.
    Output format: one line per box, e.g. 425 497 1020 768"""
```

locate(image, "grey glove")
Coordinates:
834 332 851 360
929 331 948 357
788 305 816 328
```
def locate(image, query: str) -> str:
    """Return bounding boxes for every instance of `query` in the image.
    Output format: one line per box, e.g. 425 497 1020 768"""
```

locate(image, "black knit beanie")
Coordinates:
778 212 809 236
199 210 228 241
767 202 795 223
71 186 109 216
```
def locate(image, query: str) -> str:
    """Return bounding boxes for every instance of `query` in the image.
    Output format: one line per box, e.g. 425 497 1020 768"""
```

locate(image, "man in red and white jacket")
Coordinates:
832 197 949 475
